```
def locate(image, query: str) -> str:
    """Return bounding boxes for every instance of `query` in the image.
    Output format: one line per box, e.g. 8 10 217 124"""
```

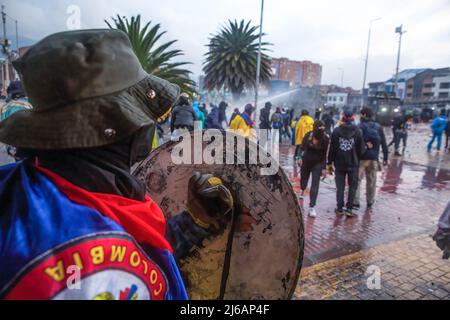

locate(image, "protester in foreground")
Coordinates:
427 109 448 152
297 120 330 218
353 107 389 211
327 110 366 217
0 29 233 300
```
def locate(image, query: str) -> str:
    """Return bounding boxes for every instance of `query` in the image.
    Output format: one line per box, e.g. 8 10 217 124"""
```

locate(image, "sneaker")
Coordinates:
344 208 357 217
353 204 361 210
308 207 317 218
335 208 344 216
394 151 402 156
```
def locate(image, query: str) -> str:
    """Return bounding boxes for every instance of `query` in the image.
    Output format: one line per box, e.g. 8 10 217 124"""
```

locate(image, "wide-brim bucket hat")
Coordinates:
0 29 180 149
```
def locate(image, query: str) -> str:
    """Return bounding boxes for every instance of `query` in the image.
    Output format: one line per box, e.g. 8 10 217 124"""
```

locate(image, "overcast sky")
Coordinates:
4 0 450 89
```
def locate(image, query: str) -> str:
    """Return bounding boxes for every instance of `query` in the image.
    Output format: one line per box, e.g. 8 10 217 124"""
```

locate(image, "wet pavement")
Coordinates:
280 123 450 268
278 123 450 299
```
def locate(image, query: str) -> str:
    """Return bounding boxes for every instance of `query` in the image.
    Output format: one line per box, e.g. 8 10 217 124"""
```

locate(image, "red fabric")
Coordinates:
35 166 173 253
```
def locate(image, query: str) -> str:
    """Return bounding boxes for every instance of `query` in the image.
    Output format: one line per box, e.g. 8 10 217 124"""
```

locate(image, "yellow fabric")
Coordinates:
230 114 255 138
152 130 159 149
294 115 314 145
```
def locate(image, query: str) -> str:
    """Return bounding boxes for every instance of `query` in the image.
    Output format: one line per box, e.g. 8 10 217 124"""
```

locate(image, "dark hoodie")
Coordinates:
327 123 365 168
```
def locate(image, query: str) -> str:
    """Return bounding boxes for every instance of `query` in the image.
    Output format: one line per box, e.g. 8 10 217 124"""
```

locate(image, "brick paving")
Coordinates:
293 233 450 300
280 124 450 267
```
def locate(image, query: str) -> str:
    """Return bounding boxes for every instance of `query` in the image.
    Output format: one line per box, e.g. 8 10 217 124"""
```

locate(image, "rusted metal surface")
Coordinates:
133 131 304 300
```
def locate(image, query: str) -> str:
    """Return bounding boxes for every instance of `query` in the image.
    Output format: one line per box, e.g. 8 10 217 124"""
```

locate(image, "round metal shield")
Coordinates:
133 130 304 299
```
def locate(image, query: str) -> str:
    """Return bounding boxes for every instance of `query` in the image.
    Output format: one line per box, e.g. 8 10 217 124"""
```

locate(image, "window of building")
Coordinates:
339 97 344 102
440 82 450 89
439 92 449 98
423 92 432 97
333 97 337 102
424 83 433 88
407 85 413 89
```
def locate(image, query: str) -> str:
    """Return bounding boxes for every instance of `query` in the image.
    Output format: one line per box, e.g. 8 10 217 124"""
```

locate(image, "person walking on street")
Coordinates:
445 117 450 151
259 102 272 130
327 110 366 217
353 107 389 211
322 111 335 136
293 109 315 166
389 112 407 156
297 120 330 218
427 109 448 152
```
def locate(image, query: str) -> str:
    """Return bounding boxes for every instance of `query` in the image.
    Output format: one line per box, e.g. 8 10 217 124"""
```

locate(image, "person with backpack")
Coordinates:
353 107 389 211
205 101 228 130
427 109 448 152
327 110 366 217
298 120 330 218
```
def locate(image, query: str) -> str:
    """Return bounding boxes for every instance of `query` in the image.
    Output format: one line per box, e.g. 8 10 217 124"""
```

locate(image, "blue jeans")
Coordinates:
428 132 443 151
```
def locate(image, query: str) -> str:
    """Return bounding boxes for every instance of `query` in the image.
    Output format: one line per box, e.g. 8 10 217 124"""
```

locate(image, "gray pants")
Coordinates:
354 160 378 207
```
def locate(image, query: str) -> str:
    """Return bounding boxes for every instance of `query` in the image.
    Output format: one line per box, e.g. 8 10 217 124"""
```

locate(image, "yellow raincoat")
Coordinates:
230 114 255 139
292 115 314 146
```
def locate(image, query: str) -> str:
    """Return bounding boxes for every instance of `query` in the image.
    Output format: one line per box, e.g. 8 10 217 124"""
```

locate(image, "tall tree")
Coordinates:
203 20 271 101
106 15 196 96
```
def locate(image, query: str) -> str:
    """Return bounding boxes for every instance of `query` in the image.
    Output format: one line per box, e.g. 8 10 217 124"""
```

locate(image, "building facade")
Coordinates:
271 57 322 87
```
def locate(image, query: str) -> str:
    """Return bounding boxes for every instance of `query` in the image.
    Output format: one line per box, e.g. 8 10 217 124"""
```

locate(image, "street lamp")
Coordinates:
393 25 406 98
361 17 381 108
254 0 264 111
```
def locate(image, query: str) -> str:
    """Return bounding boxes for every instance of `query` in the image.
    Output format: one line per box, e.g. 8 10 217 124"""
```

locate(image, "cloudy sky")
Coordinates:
4 0 450 89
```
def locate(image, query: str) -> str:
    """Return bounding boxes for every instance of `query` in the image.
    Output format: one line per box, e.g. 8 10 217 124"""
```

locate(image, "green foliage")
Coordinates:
203 20 272 101
106 15 196 96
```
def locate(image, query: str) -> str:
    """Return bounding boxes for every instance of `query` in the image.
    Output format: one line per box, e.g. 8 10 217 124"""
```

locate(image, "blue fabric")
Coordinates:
428 132 443 151
240 113 252 126
0 162 188 300
431 115 447 134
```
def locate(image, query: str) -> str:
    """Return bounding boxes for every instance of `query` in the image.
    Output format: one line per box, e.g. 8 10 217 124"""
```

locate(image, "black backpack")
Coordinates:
361 122 381 146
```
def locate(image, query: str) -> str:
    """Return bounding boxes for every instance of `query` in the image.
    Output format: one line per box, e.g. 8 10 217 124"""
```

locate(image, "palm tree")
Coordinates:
106 15 196 96
203 20 272 101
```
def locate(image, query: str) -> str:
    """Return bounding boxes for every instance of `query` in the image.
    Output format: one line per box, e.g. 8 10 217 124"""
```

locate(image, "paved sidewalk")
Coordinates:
294 233 450 300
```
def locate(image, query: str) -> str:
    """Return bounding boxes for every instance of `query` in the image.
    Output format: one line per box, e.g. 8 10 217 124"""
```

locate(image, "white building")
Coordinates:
432 74 450 99
326 92 348 108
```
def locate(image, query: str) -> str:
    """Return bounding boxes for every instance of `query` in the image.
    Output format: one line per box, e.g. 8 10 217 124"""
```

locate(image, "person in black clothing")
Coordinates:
389 113 407 156
170 93 196 133
445 119 450 151
298 120 330 218
322 112 335 135
327 110 366 217
259 102 272 130
354 107 389 210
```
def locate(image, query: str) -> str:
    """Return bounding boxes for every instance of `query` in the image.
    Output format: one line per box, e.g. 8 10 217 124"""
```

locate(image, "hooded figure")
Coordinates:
259 102 272 130
327 110 365 216
0 29 233 300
